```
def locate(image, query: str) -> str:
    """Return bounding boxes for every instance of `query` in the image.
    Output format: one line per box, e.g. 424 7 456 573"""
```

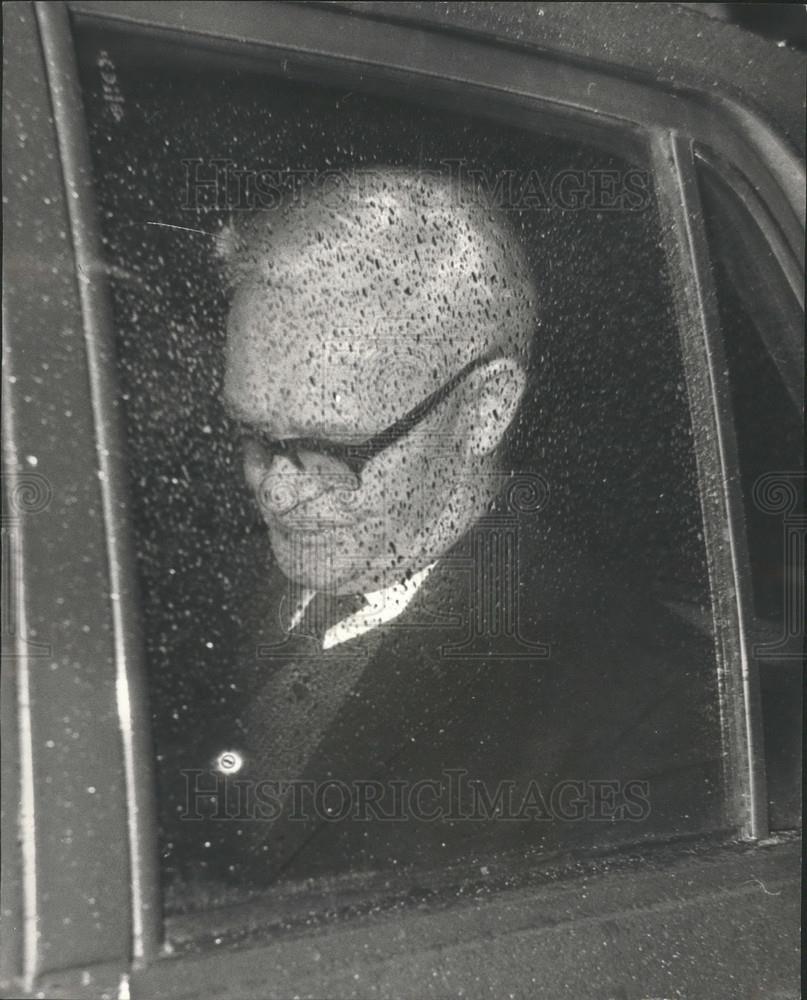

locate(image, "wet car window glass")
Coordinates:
697 162 803 832
75 28 728 915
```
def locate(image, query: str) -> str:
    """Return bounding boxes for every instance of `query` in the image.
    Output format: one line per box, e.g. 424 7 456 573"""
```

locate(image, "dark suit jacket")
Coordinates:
177 502 724 887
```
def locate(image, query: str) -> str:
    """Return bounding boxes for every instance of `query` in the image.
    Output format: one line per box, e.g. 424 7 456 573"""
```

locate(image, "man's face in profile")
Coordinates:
225 303 469 593
222 171 533 594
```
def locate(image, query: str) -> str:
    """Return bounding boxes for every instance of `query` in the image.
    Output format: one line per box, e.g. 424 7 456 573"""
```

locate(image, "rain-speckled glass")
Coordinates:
77 28 727 916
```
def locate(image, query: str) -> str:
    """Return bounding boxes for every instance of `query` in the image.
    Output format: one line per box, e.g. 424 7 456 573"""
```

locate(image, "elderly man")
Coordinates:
222 167 535 603
187 168 719 885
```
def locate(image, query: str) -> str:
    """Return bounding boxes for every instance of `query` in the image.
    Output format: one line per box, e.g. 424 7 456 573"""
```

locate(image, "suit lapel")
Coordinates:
240 556 475 879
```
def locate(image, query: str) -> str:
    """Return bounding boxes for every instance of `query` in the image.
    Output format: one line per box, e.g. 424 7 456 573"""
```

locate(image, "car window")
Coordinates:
75 26 728 918
696 159 803 832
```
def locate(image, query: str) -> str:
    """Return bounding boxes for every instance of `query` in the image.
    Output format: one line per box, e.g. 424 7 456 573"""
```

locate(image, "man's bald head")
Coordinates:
221 168 535 429
221 167 538 591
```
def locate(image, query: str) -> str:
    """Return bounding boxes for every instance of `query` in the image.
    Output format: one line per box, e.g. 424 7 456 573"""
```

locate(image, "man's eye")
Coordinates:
239 432 266 454
239 432 276 462
238 425 277 450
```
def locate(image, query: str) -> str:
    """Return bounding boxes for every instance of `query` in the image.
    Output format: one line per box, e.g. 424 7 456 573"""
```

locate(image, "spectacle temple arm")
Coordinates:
236 351 497 472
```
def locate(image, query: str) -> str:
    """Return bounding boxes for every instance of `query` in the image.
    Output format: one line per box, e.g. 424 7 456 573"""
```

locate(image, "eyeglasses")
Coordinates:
237 351 496 477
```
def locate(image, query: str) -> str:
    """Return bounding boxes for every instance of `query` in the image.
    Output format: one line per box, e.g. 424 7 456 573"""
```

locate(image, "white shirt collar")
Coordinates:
287 562 436 650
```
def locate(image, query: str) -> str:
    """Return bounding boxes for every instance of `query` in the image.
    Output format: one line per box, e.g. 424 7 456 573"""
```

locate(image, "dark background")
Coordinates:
682 3 807 51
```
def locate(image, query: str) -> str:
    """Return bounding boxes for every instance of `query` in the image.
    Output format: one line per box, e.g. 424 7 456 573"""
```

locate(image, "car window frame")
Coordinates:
2 1 802 995
693 149 804 833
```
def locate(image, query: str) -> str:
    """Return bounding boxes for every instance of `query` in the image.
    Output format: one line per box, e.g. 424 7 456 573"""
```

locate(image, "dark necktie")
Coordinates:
253 589 371 787
292 589 368 642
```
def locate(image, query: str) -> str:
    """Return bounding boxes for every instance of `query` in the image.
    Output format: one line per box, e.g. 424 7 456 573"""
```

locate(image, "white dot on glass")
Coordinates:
215 750 244 775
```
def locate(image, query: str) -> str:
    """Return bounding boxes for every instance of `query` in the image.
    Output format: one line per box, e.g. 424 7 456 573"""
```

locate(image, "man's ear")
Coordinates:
466 358 527 457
